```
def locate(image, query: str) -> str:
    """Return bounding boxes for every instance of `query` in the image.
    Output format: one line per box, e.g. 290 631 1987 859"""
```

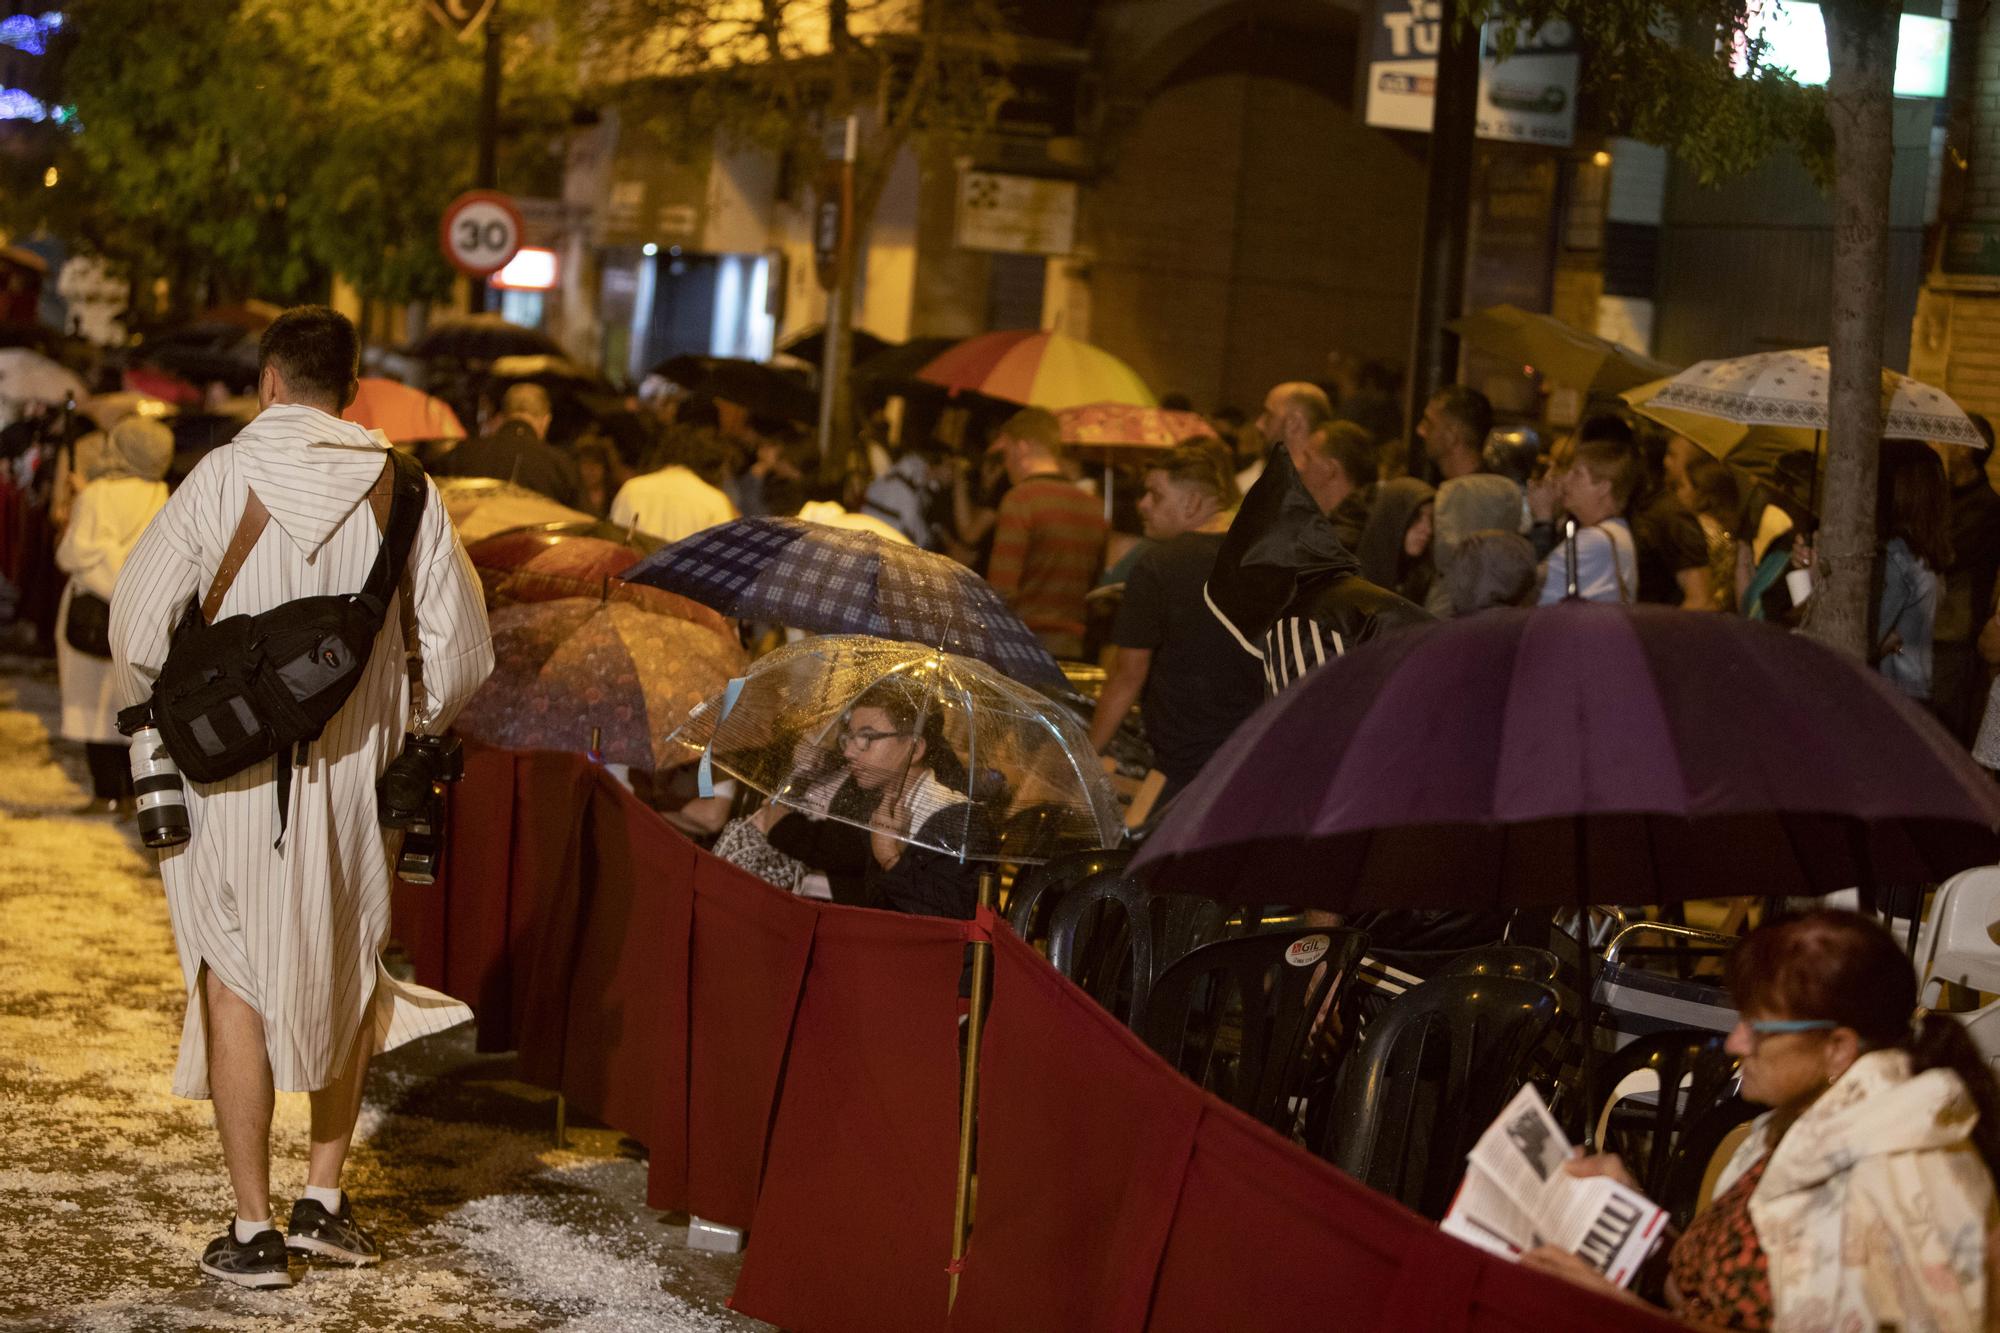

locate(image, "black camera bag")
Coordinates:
137 450 426 816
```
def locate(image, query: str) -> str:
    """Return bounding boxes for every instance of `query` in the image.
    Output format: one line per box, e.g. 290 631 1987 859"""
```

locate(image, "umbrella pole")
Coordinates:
1104 464 1113 526
1576 820 1600 1150
949 866 998 1308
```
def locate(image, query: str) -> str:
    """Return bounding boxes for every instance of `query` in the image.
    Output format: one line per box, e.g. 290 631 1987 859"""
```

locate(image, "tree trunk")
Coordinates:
1812 0 1902 661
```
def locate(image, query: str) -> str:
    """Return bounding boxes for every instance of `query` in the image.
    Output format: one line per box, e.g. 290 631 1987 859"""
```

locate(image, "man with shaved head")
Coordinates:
1241 381 1332 493
442 380 580 506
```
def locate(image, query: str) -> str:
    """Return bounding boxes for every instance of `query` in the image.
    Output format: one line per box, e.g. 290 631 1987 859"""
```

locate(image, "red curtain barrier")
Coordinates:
951 927 1203 1333
730 905 969 1333
680 854 819 1228
392 752 1683 1333
554 771 697 1193
391 740 518 1049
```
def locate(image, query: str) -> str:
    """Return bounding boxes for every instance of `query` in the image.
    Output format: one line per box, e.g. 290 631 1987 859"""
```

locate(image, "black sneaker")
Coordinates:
199 1227 293 1289
285 1195 382 1266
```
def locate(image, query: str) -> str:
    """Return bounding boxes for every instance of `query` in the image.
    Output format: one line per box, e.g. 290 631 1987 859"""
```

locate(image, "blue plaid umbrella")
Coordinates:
623 517 1067 686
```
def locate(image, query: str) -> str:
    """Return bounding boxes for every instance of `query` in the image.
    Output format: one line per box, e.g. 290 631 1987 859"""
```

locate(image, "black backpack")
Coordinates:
121 449 427 834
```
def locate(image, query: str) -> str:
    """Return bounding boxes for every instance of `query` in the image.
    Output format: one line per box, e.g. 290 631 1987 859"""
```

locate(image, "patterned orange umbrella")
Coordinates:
1055 403 1218 460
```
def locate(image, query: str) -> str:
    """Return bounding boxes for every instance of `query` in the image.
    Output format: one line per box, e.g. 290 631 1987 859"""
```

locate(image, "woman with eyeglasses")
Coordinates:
1524 909 1999 1330
734 680 986 921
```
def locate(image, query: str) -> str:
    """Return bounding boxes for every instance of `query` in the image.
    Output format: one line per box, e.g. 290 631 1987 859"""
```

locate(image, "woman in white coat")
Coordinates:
1526 909 2000 1330
55 415 172 813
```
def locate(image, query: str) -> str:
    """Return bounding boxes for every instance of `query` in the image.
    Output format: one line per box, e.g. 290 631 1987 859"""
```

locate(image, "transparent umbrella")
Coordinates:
669 635 1122 864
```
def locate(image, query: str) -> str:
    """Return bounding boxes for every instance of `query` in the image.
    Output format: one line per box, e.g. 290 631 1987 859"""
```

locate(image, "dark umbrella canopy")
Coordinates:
1134 601 2000 910
650 354 817 424
409 315 564 363
624 516 1066 687
776 325 895 369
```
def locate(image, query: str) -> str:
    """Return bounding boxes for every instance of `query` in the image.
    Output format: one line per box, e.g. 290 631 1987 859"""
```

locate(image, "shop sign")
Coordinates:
955 171 1076 257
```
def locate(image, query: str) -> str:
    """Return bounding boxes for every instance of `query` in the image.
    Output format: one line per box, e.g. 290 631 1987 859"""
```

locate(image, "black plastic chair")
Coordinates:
1005 848 1130 945
1656 1089 1761 1229
1319 974 1560 1220
1592 1028 1742 1201
1141 927 1370 1130
1045 874 1225 1027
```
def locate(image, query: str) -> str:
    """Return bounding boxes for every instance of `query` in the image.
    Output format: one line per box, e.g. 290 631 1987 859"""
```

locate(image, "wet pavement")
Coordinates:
0 653 770 1333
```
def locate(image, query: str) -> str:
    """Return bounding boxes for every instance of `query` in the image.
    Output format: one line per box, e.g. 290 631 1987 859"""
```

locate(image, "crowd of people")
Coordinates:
9 307 2000 1324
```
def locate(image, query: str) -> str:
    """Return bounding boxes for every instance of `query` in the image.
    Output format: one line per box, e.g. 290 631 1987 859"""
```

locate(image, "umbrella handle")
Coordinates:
1563 518 1580 600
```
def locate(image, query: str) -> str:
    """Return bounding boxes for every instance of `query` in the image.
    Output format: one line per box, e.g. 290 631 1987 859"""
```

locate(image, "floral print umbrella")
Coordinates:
455 596 748 772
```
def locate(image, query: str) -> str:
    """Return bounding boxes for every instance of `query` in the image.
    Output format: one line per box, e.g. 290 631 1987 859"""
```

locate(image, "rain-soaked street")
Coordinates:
0 652 769 1333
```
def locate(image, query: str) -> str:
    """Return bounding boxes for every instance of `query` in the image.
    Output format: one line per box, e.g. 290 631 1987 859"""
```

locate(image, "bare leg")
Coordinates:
305 1017 372 1191
203 967 274 1220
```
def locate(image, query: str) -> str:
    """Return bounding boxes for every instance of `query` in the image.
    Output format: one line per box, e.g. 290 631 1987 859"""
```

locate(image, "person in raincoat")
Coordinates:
55 415 172 812
1526 909 2000 1331
109 306 494 1290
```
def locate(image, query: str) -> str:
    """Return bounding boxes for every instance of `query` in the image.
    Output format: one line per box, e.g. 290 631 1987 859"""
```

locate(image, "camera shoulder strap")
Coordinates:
201 489 271 623
368 452 430 716
365 455 428 718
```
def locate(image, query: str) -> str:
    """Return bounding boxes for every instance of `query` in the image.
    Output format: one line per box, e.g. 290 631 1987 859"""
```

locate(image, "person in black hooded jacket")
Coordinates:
1200 430 1501 955
1205 432 1432 695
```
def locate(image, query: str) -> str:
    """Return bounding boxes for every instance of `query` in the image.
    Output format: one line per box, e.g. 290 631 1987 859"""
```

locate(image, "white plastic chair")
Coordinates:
1913 867 2000 1004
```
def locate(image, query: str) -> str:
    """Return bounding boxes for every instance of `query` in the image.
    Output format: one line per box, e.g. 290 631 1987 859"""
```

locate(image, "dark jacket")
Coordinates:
444 419 581 507
1207 442 1432 693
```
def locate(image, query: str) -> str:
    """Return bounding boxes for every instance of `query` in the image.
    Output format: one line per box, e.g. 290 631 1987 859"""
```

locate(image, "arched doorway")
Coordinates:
1085 3 1426 414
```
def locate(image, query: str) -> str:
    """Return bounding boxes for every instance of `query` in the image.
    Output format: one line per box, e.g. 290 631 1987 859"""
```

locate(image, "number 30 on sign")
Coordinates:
439 190 524 278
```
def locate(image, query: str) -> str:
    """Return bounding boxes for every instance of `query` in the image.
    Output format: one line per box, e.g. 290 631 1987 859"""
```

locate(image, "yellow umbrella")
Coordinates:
1621 378 1818 479
1450 304 1678 394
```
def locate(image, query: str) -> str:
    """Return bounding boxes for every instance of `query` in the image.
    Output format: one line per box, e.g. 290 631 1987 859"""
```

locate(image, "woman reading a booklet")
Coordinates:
1524 909 2000 1331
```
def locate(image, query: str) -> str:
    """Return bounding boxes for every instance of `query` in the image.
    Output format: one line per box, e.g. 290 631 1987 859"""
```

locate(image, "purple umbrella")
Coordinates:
1134 601 2000 910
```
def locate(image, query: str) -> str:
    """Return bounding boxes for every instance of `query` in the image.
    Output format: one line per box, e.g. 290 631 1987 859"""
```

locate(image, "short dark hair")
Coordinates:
1429 385 1492 448
1145 438 1239 508
258 305 359 407
1574 412 1635 448
1570 435 1642 508
1311 420 1379 489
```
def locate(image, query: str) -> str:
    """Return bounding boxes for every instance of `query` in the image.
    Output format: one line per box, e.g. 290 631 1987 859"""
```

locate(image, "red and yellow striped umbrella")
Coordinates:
915 330 1154 410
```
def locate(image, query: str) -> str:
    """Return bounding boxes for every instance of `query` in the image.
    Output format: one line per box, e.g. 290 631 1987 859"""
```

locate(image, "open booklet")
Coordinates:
1440 1084 1669 1289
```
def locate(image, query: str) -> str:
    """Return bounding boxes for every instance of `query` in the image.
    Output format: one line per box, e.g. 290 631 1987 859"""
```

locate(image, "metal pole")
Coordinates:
816 115 859 461
948 866 998 1308
472 4 503 314
1402 0 1480 463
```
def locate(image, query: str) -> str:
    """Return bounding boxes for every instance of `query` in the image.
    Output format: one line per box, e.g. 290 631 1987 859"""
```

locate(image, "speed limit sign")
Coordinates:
439 189 524 278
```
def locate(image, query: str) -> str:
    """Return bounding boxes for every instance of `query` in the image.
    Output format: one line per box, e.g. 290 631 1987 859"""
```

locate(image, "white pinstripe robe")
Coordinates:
110 404 495 1098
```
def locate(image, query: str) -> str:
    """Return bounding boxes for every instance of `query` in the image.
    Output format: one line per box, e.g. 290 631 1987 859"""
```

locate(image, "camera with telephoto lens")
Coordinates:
116 704 190 849
377 733 463 884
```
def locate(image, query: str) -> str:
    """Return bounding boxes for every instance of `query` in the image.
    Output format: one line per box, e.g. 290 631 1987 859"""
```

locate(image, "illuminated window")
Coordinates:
492 247 558 291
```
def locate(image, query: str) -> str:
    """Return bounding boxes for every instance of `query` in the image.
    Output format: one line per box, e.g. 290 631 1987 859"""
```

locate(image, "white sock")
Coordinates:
303 1184 343 1213
233 1216 272 1244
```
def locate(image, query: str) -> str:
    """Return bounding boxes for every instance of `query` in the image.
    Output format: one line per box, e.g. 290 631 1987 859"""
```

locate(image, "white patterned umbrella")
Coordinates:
1647 346 1984 447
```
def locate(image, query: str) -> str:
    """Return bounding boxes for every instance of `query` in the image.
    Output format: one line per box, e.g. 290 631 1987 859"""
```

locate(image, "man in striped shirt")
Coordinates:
985 409 1106 660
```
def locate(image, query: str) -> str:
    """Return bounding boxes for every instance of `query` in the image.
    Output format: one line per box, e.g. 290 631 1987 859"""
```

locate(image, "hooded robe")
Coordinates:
110 404 494 1098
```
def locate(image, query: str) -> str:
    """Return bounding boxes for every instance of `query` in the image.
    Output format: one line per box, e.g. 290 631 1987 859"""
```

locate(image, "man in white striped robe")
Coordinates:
110 306 493 1287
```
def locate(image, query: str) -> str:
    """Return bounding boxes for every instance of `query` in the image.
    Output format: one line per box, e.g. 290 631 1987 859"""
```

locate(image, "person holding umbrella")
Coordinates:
1524 909 2000 1331
731 678 986 918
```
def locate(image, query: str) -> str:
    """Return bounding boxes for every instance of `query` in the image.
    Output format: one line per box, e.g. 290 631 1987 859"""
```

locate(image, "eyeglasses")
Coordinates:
1740 1018 1837 1044
839 727 909 753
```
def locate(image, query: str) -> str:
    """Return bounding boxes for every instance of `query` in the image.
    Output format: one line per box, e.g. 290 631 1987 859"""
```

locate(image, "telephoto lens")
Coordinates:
124 721 190 849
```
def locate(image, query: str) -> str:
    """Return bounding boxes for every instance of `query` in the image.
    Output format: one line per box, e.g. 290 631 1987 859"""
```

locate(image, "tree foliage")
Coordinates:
1471 0 1830 185
7 0 580 307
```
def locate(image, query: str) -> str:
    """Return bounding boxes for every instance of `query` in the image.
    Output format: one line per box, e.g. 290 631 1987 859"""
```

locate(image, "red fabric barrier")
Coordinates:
553 772 696 1194
678 856 819 1226
388 742 518 1043
731 906 969 1333
1144 1101 1676 1332
500 750 595 1054
951 928 1203 1333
